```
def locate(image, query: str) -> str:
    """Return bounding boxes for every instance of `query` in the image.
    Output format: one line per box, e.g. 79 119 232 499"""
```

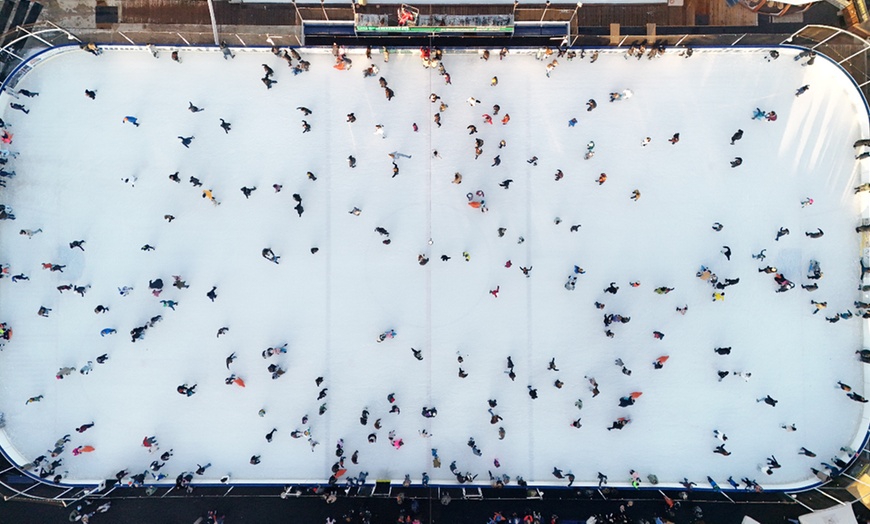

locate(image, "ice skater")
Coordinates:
81 41 102 56
757 395 778 407
178 136 194 148
607 418 630 431
188 102 204 113
66 239 85 251
122 116 139 126
220 119 232 133
377 329 396 343
564 275 577 290
177 383 197 396
262 248 280 264
714 444 731 456
730 157 743 168
293 193 304 217
545 60 558 77
76 422 95 433
10 103 28 114
219 41 235 59
56 366 76 379
848 392 868 403
240 186 256 198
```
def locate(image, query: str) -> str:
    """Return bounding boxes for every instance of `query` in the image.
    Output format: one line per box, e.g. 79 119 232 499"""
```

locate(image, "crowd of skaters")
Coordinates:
0 41 865 497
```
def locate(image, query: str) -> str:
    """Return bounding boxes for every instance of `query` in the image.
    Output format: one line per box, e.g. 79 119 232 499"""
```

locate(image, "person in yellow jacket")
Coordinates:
811 300 827 314
201 189 219 206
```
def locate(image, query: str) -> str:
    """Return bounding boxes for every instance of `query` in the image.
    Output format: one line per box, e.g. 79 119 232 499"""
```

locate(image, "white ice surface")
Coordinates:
0 45 866 489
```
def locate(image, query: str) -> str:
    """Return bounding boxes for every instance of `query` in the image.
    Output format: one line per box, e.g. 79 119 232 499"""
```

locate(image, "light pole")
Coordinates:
291 0 303 25
206 0 220 45
569 2 583 46
539 1 550 23
570 2 583 23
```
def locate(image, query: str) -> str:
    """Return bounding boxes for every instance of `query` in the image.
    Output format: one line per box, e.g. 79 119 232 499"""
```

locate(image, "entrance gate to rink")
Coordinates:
0 22 868 513
297 2 572 45
301 19 570 46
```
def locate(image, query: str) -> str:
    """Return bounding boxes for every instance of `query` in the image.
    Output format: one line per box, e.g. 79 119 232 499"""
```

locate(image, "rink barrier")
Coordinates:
0 43 868 505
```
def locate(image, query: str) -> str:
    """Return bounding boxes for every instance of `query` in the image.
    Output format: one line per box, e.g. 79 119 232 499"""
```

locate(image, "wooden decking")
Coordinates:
214 2 296 26
120 0 297 26
117 0 756 30
120 0 209 25
692 0 759 26
553 4 688 27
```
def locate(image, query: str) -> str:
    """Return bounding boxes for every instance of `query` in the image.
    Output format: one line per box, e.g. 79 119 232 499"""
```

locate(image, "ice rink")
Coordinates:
0 44 866 490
